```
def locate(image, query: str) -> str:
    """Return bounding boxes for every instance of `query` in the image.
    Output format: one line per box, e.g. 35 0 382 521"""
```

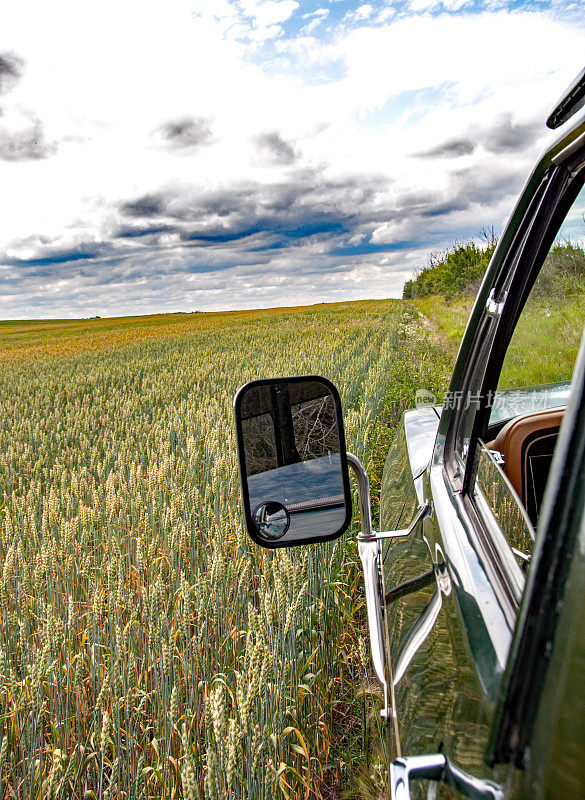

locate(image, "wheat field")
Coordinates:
0 300 451 800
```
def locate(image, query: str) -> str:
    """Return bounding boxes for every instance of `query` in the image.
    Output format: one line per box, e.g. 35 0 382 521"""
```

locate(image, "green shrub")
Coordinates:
404 235 585 303
534 240 585 299
403 238 496 301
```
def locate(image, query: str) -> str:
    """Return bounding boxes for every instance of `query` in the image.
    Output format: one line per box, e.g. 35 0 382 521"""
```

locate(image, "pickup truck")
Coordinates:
234 66 585 799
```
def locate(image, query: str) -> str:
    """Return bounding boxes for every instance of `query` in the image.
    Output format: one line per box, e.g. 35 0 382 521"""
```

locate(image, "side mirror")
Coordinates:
234 375 352 547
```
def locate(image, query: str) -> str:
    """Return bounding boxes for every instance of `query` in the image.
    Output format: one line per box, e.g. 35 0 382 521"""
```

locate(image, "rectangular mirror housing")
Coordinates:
234 375 352 547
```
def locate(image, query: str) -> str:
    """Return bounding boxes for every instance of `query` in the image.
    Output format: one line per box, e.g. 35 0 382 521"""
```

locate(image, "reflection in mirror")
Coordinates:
236 377 351 546
253 501 290 540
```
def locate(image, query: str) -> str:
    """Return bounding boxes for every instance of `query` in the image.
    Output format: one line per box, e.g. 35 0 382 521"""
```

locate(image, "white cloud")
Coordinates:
301 17 321 34
408 0 438 11
239 0 299 26
302 7 329 19
345 4 375 22
328 11 584 112
442 0 472 10
301 9 330 35
0 0 584 316
375 7 396 22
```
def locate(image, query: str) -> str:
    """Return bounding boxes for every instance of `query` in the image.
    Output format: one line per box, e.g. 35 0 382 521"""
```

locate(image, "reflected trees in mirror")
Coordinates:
235 377 351 546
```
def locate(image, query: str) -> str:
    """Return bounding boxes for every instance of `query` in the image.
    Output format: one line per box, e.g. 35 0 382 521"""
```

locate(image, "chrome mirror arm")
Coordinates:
346 452 374 538
390 754 503 800
346 453 433 722
346 453 391 719
357 500 431 542
345 452 430 544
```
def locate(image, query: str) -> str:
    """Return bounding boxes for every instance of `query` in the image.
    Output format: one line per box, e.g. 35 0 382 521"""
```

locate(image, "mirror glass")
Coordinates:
235 377 352 547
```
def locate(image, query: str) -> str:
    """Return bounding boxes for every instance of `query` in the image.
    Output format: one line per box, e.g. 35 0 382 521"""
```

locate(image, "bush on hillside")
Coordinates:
535 240 585 299
403 236 496 301
403 233 585 302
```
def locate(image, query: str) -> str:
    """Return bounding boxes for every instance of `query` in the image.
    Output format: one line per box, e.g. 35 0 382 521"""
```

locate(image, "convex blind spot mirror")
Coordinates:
234 376 352 547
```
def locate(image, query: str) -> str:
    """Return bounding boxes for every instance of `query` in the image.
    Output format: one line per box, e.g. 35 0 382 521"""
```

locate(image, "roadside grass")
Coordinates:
366 304 454 524
411 296 473 356
498 291 585 388
412 289 584 389
0 299 456 800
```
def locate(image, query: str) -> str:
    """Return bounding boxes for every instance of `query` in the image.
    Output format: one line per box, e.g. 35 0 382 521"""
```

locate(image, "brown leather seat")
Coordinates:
486 406 565 525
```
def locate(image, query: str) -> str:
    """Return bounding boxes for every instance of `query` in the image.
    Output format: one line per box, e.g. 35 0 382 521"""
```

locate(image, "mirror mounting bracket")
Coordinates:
346 452 432 729
346 453 393 721
357 501 431 542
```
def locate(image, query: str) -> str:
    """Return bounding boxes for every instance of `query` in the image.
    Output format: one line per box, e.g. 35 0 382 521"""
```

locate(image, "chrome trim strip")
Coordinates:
473 488 526 603
430 463 513 699
393 587 442 685
552 129 585 166
481 444 535 536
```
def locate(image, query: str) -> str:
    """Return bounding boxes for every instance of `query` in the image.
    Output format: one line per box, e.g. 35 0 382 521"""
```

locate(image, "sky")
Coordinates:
0 0 584 318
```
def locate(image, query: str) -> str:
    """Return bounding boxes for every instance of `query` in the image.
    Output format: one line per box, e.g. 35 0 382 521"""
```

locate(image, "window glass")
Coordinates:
492 182 585 417
475 443 534 555
477 181 585 556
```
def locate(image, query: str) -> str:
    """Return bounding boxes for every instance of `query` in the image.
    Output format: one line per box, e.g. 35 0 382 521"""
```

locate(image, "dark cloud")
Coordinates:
330 240 418 256
117 224 175 238
483 113 538 154
6 159 518 289
180 218 349 248
181 226 263 243
11 251 97 267
0 55 55 161
118 172 376 254
0 52 23 96
118 166 509 267
3 145 534 317
156 116 213 150
121 194 166 217
415 138 476 158
421 200 470 217
2 243 113 269
0 114 56 161
413 114 538 161
254 131 296 165
449 162 523 207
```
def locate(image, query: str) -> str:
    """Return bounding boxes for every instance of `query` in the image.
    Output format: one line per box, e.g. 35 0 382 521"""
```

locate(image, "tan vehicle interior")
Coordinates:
486 406 565 526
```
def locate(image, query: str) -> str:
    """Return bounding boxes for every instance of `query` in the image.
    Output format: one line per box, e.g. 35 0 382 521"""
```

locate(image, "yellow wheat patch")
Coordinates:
0 298 420 799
